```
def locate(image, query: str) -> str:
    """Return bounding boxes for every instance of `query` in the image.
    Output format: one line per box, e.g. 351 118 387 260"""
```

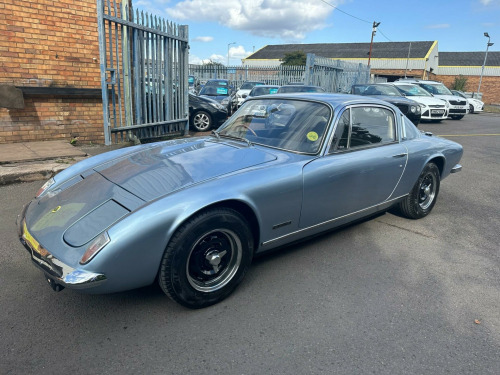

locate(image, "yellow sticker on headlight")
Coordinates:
307 131 318 142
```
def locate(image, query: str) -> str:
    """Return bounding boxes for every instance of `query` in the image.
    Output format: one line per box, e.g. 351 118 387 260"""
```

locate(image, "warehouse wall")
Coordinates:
0 0 104 144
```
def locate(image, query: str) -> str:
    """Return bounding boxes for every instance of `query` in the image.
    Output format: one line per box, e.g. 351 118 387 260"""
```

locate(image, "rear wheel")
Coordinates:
469 104 474 114
158 208 254 309
398 163 440 219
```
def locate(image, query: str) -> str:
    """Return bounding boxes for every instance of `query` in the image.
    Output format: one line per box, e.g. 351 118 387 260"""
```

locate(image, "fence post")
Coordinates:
305 53 315 86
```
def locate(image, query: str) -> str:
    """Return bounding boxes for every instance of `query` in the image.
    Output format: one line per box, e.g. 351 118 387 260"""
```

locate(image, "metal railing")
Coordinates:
97 0 189 144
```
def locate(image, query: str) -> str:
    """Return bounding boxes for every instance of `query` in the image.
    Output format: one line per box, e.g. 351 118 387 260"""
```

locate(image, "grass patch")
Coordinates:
484 105 500 114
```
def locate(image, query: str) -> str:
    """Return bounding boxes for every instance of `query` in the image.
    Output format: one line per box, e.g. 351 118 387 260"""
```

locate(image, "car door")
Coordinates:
300 105 408 228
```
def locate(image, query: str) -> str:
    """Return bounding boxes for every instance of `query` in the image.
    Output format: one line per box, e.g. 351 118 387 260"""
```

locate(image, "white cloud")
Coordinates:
164 0 336 40
426 24 451 29
192 36 214 42
479 0 500 5
229 45 252 60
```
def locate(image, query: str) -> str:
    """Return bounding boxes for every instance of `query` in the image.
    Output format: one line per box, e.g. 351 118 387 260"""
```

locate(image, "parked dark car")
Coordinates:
351 84 422 126
277 85 326 94
189 93 228 132
246 85 280 99
199 79 237 114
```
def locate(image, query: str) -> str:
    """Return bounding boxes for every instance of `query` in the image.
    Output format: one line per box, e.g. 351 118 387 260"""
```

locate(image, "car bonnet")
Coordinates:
25 138 276 253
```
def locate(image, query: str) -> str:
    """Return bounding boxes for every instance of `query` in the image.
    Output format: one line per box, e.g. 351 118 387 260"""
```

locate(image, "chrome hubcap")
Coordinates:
194 113 210 130
419 173 436 210
187 229 242 292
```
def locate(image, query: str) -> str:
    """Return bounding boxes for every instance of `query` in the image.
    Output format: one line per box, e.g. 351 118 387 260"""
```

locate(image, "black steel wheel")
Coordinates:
158 208 253 309
398 163 440 219
191 111 212 132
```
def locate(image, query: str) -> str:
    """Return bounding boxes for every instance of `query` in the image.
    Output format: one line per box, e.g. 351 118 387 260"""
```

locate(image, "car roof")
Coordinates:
247 92 400 109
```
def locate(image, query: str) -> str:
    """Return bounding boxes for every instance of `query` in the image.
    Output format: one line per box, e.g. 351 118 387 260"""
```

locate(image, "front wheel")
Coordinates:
191 111 212 132
398 163 440 219
158 208 254 309
469 104 474 114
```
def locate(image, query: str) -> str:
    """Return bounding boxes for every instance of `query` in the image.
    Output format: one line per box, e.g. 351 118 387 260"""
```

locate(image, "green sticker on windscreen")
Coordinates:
269 88 278 94
307 132 318 141
217 87 228 95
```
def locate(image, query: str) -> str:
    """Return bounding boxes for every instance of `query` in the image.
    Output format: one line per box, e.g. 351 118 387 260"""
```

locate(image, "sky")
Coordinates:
133 0 500 65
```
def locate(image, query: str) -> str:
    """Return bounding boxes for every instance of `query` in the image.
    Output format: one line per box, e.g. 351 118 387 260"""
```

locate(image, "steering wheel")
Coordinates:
234 124 257 137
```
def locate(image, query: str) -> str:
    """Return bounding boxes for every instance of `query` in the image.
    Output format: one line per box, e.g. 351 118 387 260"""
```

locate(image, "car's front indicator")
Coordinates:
80 232 110 264
36 178 55 198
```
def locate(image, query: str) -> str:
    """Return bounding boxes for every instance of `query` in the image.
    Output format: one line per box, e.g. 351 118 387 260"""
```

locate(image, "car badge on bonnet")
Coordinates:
51 206 61 213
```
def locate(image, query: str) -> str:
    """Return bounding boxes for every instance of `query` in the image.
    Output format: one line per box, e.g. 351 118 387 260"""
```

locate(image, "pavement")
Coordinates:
0 140 133 186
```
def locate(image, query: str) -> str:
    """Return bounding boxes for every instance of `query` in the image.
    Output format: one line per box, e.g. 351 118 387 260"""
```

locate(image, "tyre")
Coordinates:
469 104 474 114
191 111 212 132
158 208 254 309
398 163 440 219
451 115 464 120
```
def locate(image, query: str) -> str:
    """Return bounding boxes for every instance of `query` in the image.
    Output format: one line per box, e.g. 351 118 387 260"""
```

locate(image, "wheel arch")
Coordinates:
427 156 445 177
193 200 261 254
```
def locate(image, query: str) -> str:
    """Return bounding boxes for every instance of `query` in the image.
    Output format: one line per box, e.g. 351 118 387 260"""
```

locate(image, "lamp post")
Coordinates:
367 21 380 67
227 42 236 66
477 32 494 97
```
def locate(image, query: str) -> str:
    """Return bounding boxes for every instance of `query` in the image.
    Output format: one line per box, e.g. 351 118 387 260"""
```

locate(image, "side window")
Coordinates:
329 109 350 152
402 115 420 140
350 107 395 149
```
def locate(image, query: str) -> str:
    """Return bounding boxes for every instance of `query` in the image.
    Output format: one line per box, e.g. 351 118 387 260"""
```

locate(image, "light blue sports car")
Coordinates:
18 94 463 308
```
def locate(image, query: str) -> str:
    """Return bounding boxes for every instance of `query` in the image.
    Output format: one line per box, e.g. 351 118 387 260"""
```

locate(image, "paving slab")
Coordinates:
0 141 87 164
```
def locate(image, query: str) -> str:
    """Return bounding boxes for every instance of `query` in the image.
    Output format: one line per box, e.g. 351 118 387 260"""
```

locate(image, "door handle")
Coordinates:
392 153 408 158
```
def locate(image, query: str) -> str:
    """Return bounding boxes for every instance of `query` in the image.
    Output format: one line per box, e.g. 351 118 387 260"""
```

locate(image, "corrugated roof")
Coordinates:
439 51 500 66
245 41 435 60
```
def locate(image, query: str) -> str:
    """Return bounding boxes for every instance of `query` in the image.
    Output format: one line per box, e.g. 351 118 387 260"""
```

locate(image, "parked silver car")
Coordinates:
18 94 463 308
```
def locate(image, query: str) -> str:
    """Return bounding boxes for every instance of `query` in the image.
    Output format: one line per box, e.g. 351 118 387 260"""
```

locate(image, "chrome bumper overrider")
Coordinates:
17 206 106 290
451 164 462 173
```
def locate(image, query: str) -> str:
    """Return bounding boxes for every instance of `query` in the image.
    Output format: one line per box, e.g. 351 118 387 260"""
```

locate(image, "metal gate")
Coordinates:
97 0 189 145
305 54 370 93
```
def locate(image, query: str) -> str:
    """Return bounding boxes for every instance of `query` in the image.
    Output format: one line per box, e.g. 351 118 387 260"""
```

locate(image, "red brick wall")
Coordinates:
0 0 105 144
0 97 105 143
438 75 500 105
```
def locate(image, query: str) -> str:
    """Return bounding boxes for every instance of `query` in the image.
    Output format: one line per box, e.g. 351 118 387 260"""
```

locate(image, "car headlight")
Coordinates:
209 102 225 111
221 98 230 105
36 177 55 198
417 105 421 113
410 105 416 113
80 232 110 264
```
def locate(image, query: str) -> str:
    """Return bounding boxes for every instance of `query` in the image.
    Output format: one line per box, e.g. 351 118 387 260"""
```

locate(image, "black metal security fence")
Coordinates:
189 54 370 93
97 0 189 144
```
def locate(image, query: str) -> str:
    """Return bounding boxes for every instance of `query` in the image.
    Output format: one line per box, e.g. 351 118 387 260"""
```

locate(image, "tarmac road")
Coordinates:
0 114 499 375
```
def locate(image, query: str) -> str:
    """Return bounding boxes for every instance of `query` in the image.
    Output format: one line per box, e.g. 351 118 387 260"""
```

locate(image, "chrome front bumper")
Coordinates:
17 204 107 291
451 164 462 173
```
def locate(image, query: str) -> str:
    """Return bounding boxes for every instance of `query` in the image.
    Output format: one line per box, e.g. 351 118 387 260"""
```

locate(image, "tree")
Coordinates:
281 51 307 66
451 75 468 91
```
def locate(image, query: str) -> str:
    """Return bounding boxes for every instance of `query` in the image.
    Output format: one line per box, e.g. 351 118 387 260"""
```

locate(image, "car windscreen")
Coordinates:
395 85 432 97
199 86 229 96
278 86 325 93
241 82 264 90
217 99 331 154
420 83 453 96
205 80 229 87
249 87 279 96
356 85 401 96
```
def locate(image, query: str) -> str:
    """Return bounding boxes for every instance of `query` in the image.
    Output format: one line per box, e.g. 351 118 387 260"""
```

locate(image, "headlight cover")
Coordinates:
410 105 416 113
